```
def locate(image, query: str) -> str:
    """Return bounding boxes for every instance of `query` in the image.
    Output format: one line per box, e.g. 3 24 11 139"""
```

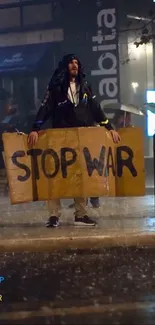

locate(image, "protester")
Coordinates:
28 54 120 228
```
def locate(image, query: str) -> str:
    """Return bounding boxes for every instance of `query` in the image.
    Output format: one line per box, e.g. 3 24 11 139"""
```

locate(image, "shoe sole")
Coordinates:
46 223 59 228
74 221 96 227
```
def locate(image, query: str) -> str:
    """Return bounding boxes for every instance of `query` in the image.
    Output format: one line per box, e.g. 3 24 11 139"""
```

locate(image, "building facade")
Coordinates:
0 0 154 157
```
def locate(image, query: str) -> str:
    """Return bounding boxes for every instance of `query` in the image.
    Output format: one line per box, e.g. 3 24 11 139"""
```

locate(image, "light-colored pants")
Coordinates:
48 198 87 218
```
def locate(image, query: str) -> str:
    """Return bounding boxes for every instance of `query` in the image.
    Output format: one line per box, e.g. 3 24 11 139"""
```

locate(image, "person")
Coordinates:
89 197 100 208
28 54 120 228
69 197 100 209
112 110 132 129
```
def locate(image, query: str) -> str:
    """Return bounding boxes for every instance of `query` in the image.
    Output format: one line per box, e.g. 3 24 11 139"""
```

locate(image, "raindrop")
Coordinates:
127 273 133 280
23 297 27 301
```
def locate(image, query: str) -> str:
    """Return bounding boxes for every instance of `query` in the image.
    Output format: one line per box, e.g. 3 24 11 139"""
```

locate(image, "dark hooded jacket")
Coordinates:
32 54 113 131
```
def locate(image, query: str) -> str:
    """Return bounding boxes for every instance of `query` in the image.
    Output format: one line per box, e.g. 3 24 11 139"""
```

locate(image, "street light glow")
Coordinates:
131 82 139 90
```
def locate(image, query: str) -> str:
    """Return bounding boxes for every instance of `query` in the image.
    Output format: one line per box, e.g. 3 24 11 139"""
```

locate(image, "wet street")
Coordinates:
0 196 155 323
0 247 155 324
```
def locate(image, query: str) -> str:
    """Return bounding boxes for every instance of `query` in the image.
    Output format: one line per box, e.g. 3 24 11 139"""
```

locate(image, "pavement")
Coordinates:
0 195 155 251
0 196 155 324
1 248 155 324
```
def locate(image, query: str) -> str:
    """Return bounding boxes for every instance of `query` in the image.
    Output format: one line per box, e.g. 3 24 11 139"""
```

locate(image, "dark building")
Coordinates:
0 0 154 157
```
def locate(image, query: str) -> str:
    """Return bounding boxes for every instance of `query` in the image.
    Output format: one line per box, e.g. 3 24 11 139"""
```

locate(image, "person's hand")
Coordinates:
27 131 38 146
110 130 121 143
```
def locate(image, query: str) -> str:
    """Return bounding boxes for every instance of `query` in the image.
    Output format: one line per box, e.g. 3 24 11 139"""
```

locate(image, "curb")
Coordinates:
1 233 155 252
0 301 154 321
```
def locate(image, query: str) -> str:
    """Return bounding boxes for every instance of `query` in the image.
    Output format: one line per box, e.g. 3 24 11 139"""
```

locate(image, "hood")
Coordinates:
50 54 85 88
58 54 82 69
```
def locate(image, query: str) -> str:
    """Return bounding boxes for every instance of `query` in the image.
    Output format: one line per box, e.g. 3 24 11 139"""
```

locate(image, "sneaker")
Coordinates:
74 215 97 226
46 216 59 228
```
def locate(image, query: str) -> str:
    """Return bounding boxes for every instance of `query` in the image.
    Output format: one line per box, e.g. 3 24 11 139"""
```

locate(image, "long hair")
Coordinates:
49 54 85 91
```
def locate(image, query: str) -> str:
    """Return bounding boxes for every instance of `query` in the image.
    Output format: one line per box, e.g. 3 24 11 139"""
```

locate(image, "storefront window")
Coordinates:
38 76 50 101
119 18 154 156
0 0 19 3
2 78 13 95
23 3 52 26
0 7 20 29
14 76 34 109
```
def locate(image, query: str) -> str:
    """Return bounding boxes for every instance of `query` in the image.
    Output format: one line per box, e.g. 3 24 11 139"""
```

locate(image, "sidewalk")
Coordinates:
0 195 155 251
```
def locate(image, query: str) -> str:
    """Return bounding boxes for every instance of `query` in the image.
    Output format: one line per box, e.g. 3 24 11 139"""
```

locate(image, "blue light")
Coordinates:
147 110 155 136
146 90 155 103
146 90 155 136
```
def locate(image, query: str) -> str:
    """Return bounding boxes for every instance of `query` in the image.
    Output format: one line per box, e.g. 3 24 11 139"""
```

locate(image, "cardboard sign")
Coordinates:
116 127 145 196
2 127 145 204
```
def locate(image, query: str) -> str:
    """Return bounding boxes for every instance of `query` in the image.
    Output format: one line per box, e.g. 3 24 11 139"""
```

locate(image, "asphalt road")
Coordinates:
0 247 155 324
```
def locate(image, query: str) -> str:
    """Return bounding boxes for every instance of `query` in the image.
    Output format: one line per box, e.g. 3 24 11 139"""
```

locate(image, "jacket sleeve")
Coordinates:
32 83 54 132
87 84 114 131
